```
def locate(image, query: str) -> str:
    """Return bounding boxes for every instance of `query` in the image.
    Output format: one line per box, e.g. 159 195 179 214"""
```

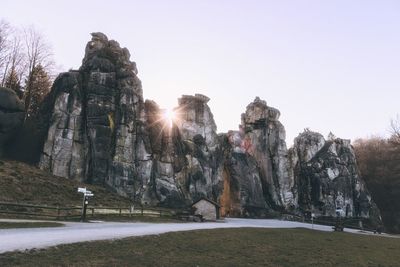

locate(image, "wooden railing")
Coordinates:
280 212 379 231
0 202 178 220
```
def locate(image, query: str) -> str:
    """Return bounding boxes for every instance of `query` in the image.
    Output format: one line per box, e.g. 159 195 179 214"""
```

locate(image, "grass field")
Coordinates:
1 228 399 267
0 221 64 229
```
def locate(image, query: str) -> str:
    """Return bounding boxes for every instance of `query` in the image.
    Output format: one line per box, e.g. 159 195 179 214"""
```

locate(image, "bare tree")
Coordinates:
389 115 400 145
354 134 400 233
1 34 27 89
0 20 28 91
0 20 10 58
1 22 54 119
0 20 11 84
23 26 53 120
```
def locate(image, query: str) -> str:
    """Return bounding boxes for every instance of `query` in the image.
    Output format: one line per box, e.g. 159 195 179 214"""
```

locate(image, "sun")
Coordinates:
163 108 177 128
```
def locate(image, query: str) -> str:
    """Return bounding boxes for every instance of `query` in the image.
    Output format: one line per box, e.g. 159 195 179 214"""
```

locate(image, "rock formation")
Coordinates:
240 97 296 209
291 130 379 219
39 32 144 200
38 33 222 208
0 87 25 156
38 33 380 222
219 97 297 216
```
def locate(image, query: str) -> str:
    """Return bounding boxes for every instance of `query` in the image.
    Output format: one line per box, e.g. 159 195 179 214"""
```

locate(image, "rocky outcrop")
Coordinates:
218 97 297 216
39 34 222 207
291 130 379 219
140 94 225 207
39 33 380 222
176 94 219 149
221 145 267 217
39 32 144 196
0 87 25 156
240 97 296 210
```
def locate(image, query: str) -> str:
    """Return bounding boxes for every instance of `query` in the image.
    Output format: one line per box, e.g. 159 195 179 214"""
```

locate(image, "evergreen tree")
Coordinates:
24 64 51 118
5 66 23 98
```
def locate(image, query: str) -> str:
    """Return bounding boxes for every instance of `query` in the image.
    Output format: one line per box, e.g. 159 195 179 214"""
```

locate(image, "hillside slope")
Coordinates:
0 160 130 207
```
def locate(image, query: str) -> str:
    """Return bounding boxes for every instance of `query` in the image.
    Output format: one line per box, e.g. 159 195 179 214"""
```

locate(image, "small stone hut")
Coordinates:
191 197 220 221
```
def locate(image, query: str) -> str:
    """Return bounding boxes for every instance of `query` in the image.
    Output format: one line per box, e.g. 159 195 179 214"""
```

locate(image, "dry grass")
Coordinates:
1 228 399 267
0 221 64 229
0 159 130 207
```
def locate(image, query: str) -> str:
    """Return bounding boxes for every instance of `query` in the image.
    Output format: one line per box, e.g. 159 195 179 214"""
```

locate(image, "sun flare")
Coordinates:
163 108 176 128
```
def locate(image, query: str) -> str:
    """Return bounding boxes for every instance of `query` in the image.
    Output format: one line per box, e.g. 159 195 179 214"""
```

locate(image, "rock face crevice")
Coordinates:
38 33 380 222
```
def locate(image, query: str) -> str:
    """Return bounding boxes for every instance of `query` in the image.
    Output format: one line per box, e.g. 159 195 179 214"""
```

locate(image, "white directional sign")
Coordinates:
78 187 87 193
77 187 94 222
77 187 94 197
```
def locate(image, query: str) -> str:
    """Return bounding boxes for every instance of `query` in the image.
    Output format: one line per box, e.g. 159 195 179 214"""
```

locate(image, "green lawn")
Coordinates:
0 221 64 229
1 228 399 267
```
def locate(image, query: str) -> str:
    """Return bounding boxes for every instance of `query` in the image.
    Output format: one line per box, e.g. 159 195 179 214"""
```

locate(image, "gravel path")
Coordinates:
0 218 395 253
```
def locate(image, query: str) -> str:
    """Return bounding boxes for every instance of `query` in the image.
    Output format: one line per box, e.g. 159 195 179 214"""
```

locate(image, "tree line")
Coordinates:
0 19 53 119
353 118 400 233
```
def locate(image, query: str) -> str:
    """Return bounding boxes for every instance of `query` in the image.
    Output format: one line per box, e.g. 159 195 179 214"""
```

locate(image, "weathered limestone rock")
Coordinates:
142 100 186 206
39 33 225 207
221 147 267 217
291 130 379 220
39 72 85 179
40 33 143 199
291 130 325 164
0 87 25 156
174 94 223 202
218 97 297 216
240 97 296 209
142 94 224 207
176 94 219 149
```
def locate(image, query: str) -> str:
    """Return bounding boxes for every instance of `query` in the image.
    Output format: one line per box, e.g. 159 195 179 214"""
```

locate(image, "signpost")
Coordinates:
311 213 315 229
77 187 94 222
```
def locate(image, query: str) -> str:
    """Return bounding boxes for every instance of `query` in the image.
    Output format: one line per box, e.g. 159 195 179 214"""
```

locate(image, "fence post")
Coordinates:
119 208 122 216
160 210 162 217
57 206 60 220
141 206 144 216
91 208 94 217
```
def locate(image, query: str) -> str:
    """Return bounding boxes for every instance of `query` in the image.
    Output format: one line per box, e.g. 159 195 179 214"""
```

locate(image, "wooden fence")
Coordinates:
280 212 378 231
0 202 177 220
0 202 379 231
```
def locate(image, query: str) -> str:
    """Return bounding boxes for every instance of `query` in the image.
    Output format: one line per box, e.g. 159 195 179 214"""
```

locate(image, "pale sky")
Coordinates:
3 0 400 145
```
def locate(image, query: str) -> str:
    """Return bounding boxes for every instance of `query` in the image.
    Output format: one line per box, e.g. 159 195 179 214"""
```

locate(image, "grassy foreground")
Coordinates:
1 228 399 267
0 221 63 229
